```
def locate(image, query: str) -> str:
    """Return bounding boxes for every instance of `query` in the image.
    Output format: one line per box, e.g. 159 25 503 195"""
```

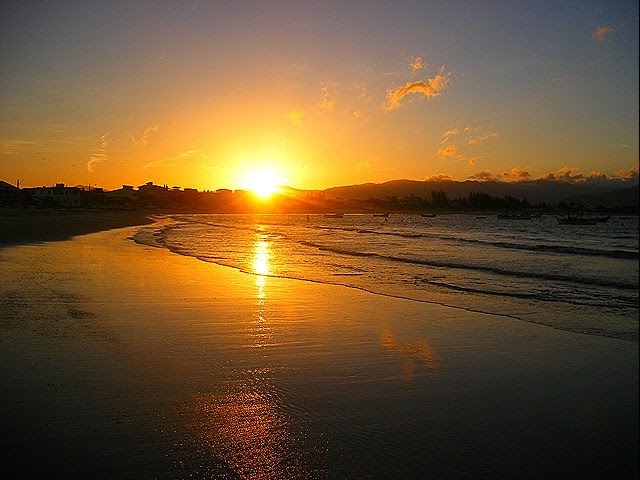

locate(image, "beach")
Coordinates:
0 208 155 247
0 215 638 479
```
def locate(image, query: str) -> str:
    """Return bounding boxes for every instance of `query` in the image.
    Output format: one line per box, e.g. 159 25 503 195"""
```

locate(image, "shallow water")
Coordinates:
135 213 639 341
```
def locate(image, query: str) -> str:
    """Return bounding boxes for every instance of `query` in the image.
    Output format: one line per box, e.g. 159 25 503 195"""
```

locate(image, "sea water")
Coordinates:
134 213 639 342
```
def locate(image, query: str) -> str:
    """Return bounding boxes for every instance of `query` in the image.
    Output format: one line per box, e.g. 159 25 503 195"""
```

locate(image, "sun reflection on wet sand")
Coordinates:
186 234 317 479
379 327 439 382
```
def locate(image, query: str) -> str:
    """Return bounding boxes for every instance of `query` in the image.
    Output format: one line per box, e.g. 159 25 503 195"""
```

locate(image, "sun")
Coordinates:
242 167 285 199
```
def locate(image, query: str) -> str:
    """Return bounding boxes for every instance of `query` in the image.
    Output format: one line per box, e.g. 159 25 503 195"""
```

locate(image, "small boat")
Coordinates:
555 213 606 225
372 213 389 218
420 213 437 218
324 213 344 218
475 215 487 219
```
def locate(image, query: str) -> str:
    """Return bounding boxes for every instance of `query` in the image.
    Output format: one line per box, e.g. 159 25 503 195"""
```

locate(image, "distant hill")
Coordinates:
322 179 639 207
561 184 639 208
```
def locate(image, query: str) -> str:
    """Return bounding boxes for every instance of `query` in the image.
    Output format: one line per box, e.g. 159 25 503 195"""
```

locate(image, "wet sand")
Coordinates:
0 224 638 479
0 208 155 248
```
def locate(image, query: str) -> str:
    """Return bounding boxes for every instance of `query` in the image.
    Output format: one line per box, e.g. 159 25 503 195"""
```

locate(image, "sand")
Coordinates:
0 208 155 247
0 219 638 479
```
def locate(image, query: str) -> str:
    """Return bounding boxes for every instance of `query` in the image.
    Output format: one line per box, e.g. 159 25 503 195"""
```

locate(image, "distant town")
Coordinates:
0 179 637 214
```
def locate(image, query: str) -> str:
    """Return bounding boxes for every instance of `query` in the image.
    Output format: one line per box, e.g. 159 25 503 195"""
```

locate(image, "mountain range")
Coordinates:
321 179 639 208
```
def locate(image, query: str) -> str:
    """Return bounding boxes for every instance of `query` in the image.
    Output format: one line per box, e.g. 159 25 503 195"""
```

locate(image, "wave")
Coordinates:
300 241 639 291
313 225 639 260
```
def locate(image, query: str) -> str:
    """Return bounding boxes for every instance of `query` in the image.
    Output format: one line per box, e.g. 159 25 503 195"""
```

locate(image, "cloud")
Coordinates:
141 149 209 169
612 167 639 180
131 125 159 146
467 132 499 146
86 132 110 172
592 24 614 41
441 128 460 143
286 109 304 126
507 167 531 180
385 66 450 110
437 144 458 160
469 170 495 181
318 86 336 112
544 166 584 182
436 126 499 167
1 139 37 155
467 166 631 184
425 174 454 182
410 56 425 72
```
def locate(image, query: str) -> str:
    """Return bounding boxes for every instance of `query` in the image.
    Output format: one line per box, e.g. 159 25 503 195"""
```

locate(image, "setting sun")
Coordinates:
241 167 286 199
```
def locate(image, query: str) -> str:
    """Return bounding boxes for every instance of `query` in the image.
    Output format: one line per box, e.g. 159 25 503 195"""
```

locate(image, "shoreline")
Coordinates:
0 207 156 248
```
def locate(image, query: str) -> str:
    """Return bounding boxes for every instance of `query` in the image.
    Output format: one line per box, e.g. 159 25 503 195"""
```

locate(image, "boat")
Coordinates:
324 213 344 218
497 213 531 220
555 212 610 225
420 213 436 217
475 215 487 219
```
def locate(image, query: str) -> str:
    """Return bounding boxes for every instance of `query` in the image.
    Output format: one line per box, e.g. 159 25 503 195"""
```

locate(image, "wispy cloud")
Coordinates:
140 149 209 169
437 126 498 165
87 132 109 172
318 86 336 112
592 24 614 41
131 125 159 146
410 56 425 72
286 109 304 126
1 138 37 155
467 132 499 146
441 128 460 143
385 66 450 110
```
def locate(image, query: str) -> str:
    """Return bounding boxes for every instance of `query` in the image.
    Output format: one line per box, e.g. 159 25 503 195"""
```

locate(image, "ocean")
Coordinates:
134 213 639 343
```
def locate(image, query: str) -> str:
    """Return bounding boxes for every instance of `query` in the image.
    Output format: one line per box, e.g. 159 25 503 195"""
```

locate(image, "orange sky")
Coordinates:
1 1 638 192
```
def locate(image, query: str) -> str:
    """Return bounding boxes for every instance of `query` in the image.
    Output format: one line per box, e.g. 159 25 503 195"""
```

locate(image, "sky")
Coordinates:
1 0 638 192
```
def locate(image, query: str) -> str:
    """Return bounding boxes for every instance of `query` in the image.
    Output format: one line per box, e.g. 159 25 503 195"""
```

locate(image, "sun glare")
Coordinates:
242 168 284 199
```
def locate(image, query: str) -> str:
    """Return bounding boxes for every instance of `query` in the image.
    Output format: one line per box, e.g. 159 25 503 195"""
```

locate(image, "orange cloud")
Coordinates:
141 149 209 169
441 128 460 143
131 125 159 146
467 132 498 146
425 174 454 182
508 167 531 180
410 56 425 72
437 144 458 160
86 132 109 172
318 86 336 112
385 66 450 110
592 24 614 41
612 167 639 180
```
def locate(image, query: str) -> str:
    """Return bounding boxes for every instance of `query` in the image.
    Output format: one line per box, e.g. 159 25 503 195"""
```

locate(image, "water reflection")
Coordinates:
379 327 439 382
186 232 315 479
251 235 272 348
253 237 270 277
